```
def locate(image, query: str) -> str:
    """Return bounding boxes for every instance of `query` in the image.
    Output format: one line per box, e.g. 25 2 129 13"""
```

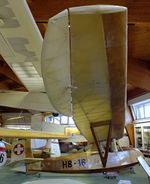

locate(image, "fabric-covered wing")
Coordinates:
0 0 44 91
42 10 72 116
42 5 127 143
0 91 57 112
70 6 127 142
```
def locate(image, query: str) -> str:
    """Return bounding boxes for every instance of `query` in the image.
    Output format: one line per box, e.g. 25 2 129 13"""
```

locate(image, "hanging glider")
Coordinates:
0 1 143 172
41 5 127 167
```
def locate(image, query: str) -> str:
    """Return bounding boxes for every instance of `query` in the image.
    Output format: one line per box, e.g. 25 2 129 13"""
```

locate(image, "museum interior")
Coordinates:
0 0 150 184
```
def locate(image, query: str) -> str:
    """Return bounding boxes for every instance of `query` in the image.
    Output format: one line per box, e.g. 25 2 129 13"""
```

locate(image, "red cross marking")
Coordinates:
13 143 24 155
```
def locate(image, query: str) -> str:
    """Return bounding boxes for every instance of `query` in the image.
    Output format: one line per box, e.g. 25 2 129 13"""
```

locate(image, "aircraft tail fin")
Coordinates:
10 139 33 163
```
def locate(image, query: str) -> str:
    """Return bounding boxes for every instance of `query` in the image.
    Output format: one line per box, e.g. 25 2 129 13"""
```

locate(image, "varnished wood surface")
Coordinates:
128 59 150 91
34 148 143 173
128 23 150 61
28 0 150 22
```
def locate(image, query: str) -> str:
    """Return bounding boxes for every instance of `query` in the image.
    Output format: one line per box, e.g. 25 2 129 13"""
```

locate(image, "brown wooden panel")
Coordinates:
128 59 150 91
127 87 148 100
28 0 127 20
128 23 150 60
28 0 150 22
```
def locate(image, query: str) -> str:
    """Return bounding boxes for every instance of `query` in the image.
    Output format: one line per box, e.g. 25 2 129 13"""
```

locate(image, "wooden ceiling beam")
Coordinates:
128 58 150 91
27 0 150 22
127 87 148 100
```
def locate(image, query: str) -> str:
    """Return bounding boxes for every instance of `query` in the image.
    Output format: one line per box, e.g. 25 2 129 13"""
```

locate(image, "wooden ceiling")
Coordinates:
0 0 150 112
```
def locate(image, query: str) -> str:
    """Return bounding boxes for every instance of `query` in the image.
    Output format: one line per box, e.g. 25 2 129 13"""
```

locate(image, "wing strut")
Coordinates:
90 121 112 167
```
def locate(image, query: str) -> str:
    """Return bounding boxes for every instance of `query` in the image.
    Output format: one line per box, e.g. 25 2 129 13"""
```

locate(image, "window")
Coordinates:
60 115 75 126
45 114 75 126
60 115 68 125
131 99 150 120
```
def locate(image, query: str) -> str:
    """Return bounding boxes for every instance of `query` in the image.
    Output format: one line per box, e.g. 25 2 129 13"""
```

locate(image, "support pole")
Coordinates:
90 121 112 167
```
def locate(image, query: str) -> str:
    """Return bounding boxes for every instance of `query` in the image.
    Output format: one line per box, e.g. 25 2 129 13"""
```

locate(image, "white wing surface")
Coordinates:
0 0 44 91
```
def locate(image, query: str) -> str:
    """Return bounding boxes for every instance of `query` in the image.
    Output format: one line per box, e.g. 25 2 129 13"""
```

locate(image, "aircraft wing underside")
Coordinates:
0 0 44 92
0 128 67 139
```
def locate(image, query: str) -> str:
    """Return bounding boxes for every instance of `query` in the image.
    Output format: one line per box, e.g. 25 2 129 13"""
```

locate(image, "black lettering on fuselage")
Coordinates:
0 153 4 163
62 160 72 168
